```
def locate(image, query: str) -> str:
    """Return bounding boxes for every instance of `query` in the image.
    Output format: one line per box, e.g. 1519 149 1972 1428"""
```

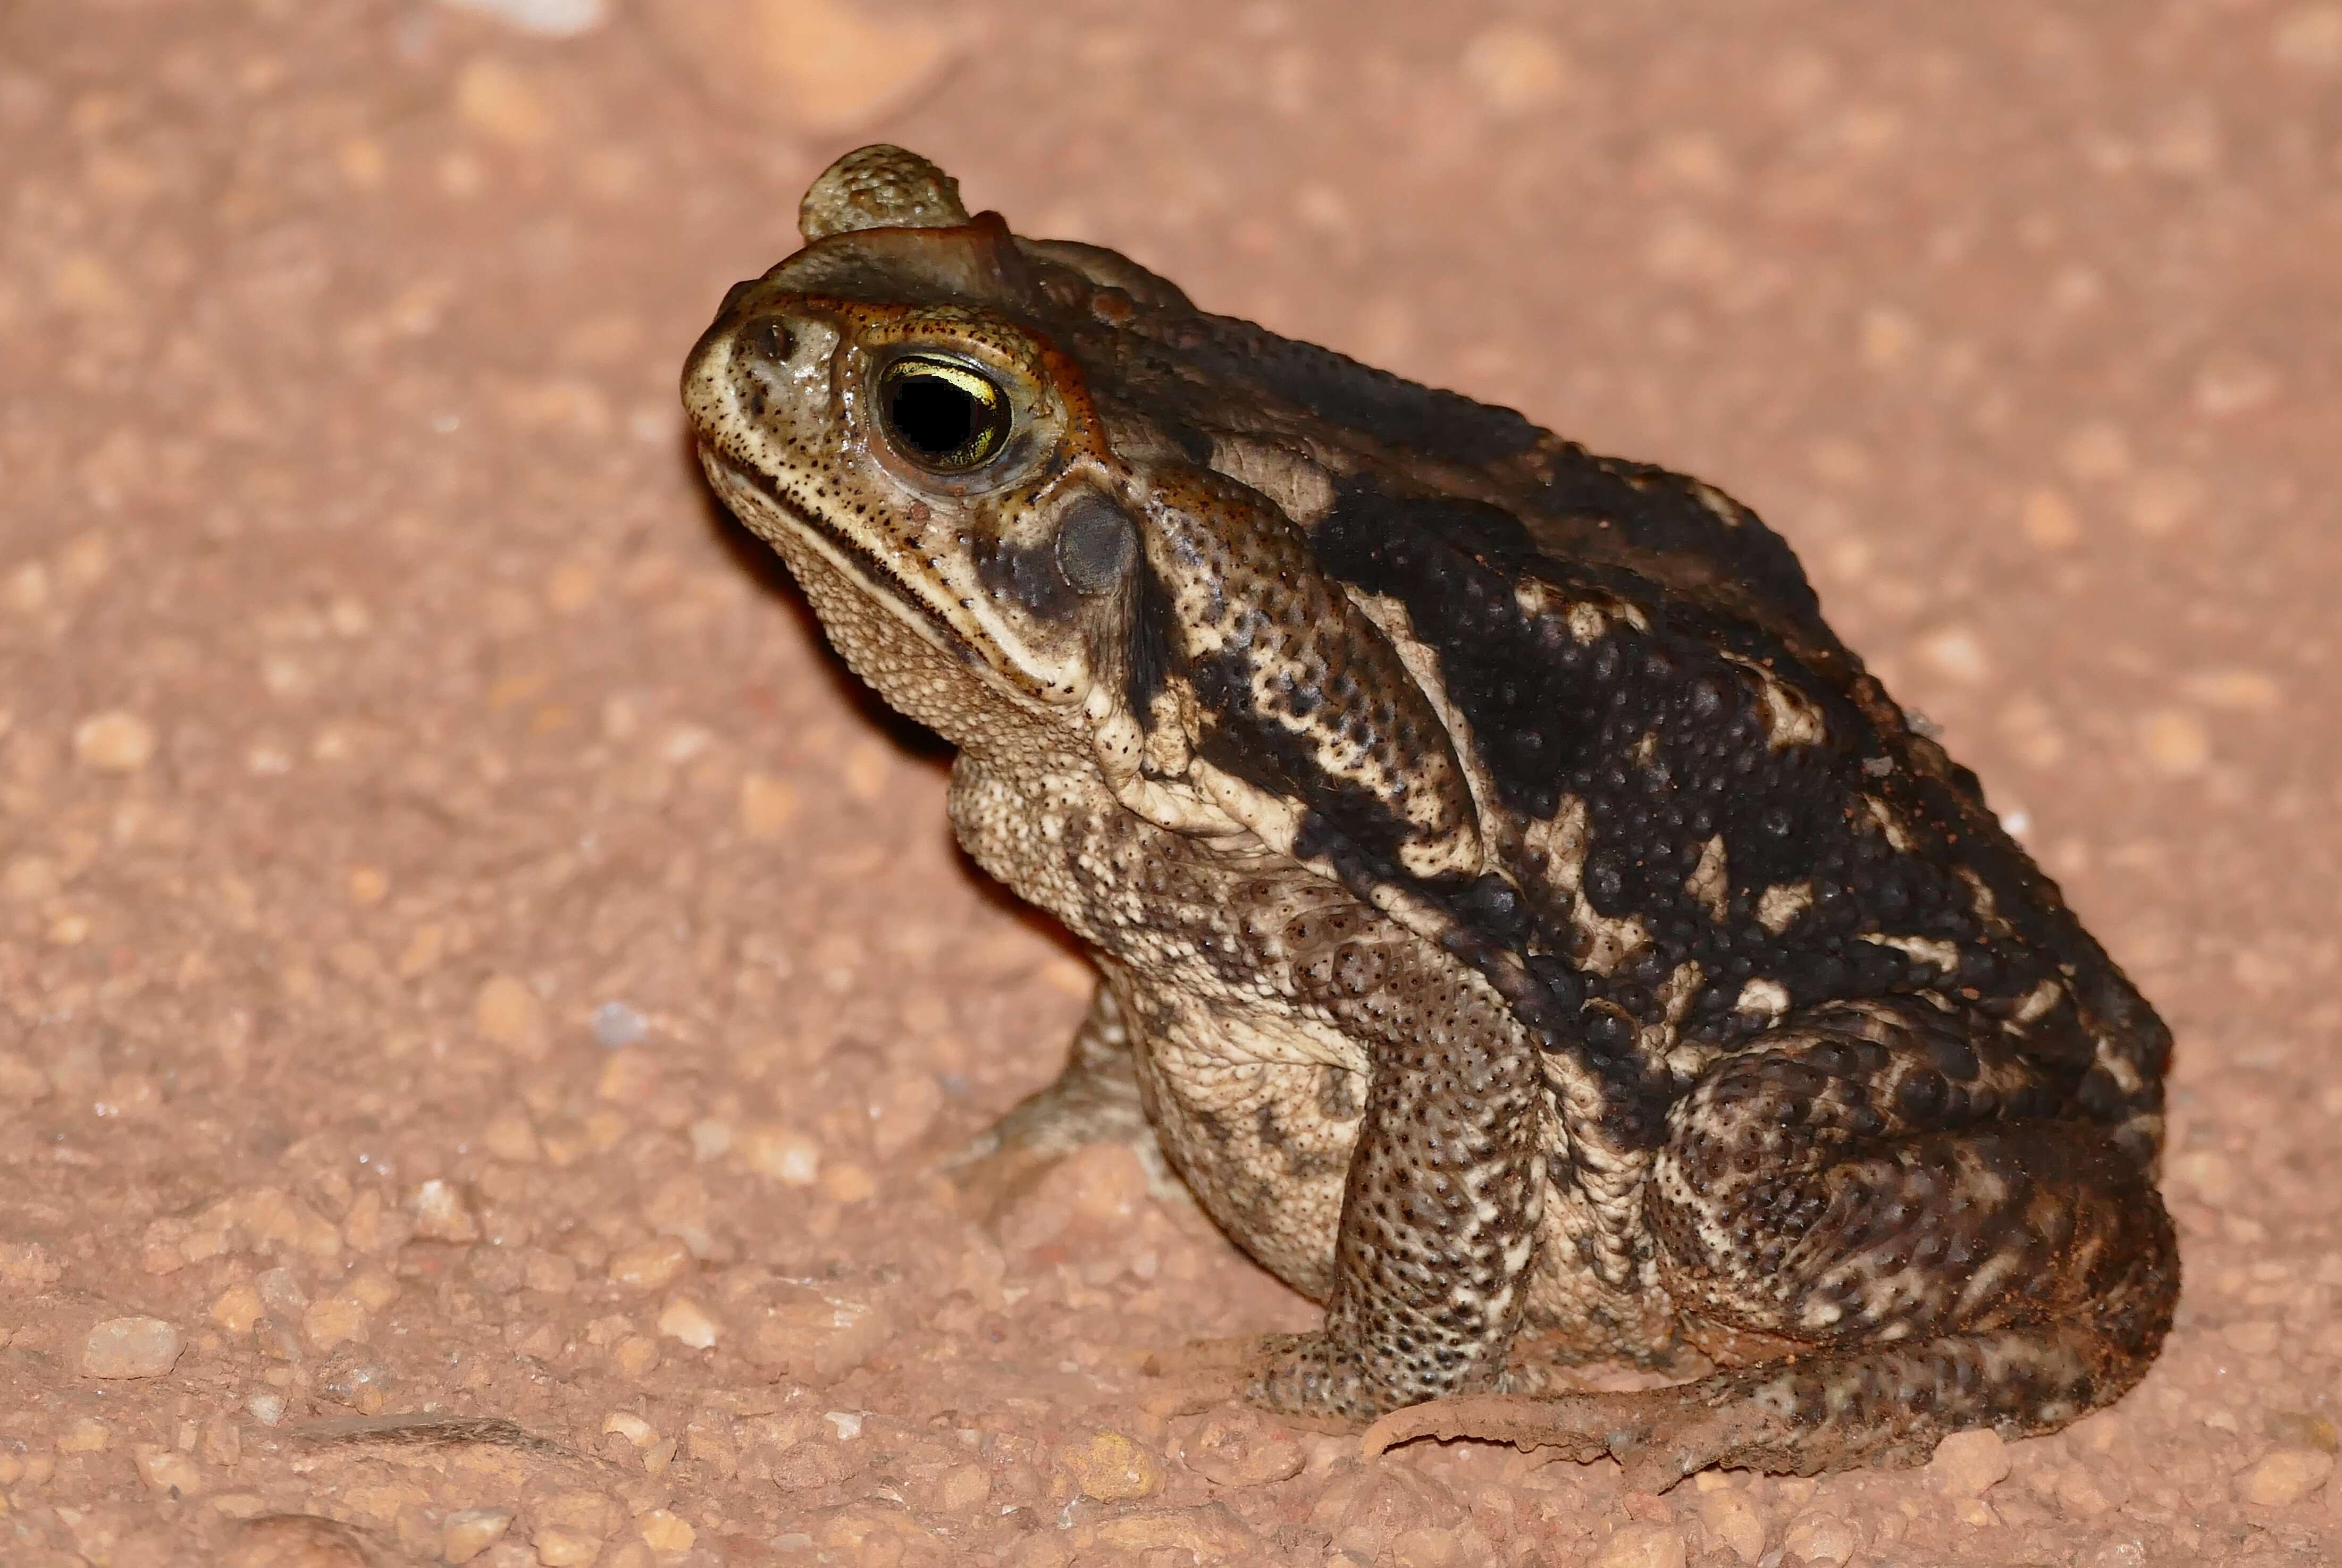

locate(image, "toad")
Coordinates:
681 145 2176 1487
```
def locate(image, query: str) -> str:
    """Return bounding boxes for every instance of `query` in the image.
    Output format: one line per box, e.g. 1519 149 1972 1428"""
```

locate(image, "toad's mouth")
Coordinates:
705 448 975 662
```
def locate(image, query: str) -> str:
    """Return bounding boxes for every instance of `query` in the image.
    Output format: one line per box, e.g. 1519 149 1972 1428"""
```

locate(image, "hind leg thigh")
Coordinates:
1368 1005 2177 1486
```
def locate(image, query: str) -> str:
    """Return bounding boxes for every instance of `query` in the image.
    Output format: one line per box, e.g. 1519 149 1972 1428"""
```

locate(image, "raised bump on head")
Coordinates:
799 144 971 243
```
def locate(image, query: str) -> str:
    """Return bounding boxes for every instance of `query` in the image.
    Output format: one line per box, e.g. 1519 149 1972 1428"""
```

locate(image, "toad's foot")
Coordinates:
1361 1327 2135 1491
1143 1332 1372 1436
943 984 1182 1219
1361 1382 1774 1493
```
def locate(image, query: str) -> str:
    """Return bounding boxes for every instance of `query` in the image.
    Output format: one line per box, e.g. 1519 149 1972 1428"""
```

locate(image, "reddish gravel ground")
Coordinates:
3 2 2339 1565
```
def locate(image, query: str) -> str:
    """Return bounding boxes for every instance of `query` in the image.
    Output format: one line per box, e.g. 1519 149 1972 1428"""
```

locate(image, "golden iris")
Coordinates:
876 354 1011 471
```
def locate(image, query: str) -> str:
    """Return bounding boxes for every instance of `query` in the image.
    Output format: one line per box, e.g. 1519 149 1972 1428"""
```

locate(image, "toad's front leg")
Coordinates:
1243 981 1551 1420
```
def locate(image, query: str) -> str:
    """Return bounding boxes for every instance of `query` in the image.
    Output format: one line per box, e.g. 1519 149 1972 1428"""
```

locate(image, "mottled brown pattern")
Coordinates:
682 145 2177 1483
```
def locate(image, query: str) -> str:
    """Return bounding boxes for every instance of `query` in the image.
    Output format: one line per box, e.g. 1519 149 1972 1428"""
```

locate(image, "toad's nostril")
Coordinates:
744 316 795 365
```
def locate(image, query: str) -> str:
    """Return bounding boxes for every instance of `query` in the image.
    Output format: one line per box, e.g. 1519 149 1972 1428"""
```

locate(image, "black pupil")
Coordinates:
889 372 981 459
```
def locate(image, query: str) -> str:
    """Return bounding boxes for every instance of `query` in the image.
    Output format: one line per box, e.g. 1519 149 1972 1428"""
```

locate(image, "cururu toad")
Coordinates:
681 146 2177 1487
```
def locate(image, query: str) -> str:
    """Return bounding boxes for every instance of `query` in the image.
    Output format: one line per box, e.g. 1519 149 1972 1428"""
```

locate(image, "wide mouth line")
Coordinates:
710 448 971 656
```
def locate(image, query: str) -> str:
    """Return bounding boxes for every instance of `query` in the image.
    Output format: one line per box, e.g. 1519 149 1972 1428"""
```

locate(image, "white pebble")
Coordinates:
437 0 606 37
658 1295 718 1349
687 1117 732 1161
592 1000 647 1048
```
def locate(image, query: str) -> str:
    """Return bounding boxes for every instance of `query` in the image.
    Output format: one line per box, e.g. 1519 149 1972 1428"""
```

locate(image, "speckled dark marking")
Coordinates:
1121 551 1177 726
974 532 1080 620
1194 654 1417 870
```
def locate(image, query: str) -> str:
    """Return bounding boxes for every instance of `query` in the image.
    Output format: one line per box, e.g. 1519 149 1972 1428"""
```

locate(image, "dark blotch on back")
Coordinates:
1306 471 2101 1144
1190 648 1417 871
1121 552 1178 726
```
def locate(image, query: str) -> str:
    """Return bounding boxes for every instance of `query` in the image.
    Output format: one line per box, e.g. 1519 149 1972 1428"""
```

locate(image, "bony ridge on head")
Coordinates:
799 145 971 243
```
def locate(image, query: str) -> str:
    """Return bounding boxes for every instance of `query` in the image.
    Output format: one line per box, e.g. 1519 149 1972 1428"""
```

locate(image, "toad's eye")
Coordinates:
876 354 1011 472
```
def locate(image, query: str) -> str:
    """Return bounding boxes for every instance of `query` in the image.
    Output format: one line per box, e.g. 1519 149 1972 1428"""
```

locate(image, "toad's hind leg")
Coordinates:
946 982 1179 1202
1367 1002 2178 1488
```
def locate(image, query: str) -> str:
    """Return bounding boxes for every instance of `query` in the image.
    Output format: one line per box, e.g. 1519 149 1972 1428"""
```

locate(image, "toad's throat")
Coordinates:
713 450 972 659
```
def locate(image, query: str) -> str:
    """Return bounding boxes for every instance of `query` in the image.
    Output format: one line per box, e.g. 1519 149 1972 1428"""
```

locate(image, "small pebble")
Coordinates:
640 0 958 133
482 1105 542 1163
636 1510 694 1553
246 1389 288 1426
820 1160 876 1203
1919 625 1992 685
1594 1521 1688 1568
475 973 551 1058
409 1178 481 1242
1179 1409 1305 1487
222 1513 376 1568
739 1124 821 1185
543 1491 623 1537
842 739 891 800
2020 486 2083 550
603 1411 658 1446
524 1251 578 1293
1057 1429 1166 1502
658 1295 718 1348
535 1527 600 1566
2058 1462 2120 1516
2170 1148 2240 1207
738 772 800 839
592 999 648 1048
2138 709 2210 777
1693 1482 1771 1563
453 57 555 149
303 1294 368 1351
0 1050 51 1102
1458 20 1575 114
73 709 156 772
687 1117 732 1161
0 856 56 903
1778 1512 1860 1566
609 1237 693 1291
1930 1428 2012 1496
2238 1447 2333 1506
57 1416 112 1451
441 0 608 38
82 1315 183 1378
441 1507 513 1564
598 1047 660 1101
134 1445 205 1496
869 1071 944 1158
739 1280 894 1380
934 1463 990 1514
